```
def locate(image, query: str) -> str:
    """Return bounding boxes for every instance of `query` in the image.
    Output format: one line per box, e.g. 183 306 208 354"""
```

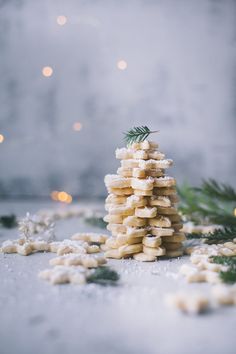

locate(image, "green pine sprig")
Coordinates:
123 126 159 145
0 214 17 229
178 180 236 227
186 227 236 244
210 256 236 267
87 266 119 286
195 179 236 202
210 256 236 284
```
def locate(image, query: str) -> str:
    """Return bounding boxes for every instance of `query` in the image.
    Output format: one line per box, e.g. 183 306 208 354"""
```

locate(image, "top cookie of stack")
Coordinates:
103 140 185 262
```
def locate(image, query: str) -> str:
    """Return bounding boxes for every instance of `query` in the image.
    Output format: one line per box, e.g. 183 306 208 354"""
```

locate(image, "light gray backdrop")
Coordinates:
0 0 235 198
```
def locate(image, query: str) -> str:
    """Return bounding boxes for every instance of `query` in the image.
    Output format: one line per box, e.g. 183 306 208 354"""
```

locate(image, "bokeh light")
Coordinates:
73 122 82 131
0 134 4 143
117 60 128 70
57 15 67 26
51 190 73 203
50 191 59 201
42 66 53 77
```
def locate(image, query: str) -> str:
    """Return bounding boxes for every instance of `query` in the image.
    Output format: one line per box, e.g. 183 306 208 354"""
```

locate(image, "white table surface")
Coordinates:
0 200 235 354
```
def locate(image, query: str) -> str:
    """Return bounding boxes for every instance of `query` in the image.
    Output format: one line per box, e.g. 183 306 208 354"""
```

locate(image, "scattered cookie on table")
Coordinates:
165 292 210 314
39 265 88 285
49 253 107 268
71 232 108 245
0 237 51 256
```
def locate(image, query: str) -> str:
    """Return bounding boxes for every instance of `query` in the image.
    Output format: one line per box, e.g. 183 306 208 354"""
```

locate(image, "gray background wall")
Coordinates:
0 0 235 198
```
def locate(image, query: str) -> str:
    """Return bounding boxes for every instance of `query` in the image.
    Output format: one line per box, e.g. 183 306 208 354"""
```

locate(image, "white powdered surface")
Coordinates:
0 201 235 354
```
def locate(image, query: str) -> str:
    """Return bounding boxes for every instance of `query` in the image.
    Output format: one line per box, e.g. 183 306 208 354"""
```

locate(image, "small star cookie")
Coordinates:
49 253 107 268
39 265 88 285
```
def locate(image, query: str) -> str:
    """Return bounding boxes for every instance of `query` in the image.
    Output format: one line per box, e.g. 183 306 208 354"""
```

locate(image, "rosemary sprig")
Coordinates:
210 256 236 284
0 214 17 229
186 227 236 244
123 126 159 145
84 216 107 229
87 266 119 286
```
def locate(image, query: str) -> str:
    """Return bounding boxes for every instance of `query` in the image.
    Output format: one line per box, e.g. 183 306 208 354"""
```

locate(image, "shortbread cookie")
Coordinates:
165 249 183 258
172 223 184 231
103 214 124 224
107 205 134 216
131 140 158 150
148 216 171 228
107 224 126 235
153 187 176 196
148 196 171 207
126 195 148 208
168 214 182 222
139 159 173 170
71 233 108 244
148 150 165 160
105 194 127 205
133 150 149 160
132 168 147 178
163 233 186 242
134 189 153 196
135 207 157 218
50 253 107 268
49 240 100 255
115 148 133 160
117 167 134 177
100 244 109 252
126 227 147 238
106 237 121 249
162 242 182 251
131 178 154 191
105 249 123 259
119 243 143 256
165 292 209 314
122 168 167 179
39 265 87 285
133 252 157 262
169 194 180 204
121 159 139 169
116 234 143 246
146 169 164 178
153 176 176 188
0 238 50 256
123 215 147 227
108 187 133 196
105 174 131 189
156 206 178 215
143 245 166 257
143 235 162 248
179 264 220 283
211 285 236 305
151 227 174 237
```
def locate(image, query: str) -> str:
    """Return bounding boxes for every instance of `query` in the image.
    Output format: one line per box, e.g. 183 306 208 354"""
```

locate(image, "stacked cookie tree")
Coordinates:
104 127 186 262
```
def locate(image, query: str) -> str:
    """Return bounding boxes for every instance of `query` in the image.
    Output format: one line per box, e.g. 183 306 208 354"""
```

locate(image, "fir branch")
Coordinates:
219 269 236 284
210 256 236 284
84 216 107 229
186 227 236 244
123 126 158 145
210 256 236 267
178 181 236 227
0 214 17 229
87 266 119 286
198 179 236 202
